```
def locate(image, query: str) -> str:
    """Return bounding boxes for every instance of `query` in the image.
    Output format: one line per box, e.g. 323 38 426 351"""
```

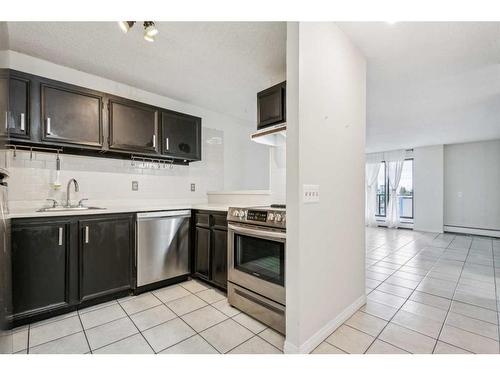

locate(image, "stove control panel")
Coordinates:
246 210 267 222
228 207 286 228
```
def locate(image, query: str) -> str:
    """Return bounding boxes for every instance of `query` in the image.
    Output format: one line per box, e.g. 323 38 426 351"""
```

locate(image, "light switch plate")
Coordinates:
132 181 139 191
303 184 320 203
190 183 196 192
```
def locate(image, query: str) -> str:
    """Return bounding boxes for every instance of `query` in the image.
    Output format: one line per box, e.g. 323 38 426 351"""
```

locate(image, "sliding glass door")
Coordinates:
376 159 413 220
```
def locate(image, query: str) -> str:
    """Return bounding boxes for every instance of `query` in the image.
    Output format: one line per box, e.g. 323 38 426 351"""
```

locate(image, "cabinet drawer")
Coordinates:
195 213 210 227
211 214 227 229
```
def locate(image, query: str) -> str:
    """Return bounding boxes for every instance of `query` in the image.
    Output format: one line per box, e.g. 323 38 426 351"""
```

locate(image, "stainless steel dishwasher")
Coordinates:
136 210 191 287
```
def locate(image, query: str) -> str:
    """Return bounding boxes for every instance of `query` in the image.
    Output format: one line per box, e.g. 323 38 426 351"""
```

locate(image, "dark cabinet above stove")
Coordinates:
257 81 286 130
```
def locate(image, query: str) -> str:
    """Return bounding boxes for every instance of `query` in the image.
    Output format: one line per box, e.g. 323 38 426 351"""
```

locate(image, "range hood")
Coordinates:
251 123 286 146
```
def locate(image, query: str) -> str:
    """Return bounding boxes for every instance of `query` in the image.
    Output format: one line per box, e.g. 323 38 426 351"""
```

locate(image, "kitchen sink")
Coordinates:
37 206 106 212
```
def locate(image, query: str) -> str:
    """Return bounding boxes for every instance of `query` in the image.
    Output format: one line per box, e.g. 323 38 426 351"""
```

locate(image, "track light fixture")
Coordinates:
117 21 159 42
118 21 135 34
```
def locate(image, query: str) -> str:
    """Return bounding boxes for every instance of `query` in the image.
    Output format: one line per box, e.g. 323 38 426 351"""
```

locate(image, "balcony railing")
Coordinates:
376 193 413 219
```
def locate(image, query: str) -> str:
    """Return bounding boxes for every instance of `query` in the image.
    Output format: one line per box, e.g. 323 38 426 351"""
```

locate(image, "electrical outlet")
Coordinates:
303 184 320 203
132 181 139 191
190 183 196 192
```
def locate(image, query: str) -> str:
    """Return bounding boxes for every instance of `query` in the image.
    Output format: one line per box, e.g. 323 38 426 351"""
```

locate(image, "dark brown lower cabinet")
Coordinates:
79 215 134 302
211 228 228 288
11 219 75 320
193 211 228 290
194 226 210 279
11 213 134 325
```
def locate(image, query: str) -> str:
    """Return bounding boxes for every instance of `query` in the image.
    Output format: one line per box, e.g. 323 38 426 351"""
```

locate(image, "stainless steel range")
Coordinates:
227 205 286 334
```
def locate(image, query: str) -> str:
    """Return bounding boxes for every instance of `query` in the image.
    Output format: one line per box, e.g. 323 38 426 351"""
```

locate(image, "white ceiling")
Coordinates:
338 22 500 152
4 22 286 123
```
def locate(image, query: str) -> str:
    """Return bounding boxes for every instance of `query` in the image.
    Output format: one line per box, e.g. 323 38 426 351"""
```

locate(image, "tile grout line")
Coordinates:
366 234 499 353
26 323 30 354
76 310 92 354
333 232 435 353
363 232 455 353
115 298 157 354
175 308 228 354
140 282 236 354
430 237 473 353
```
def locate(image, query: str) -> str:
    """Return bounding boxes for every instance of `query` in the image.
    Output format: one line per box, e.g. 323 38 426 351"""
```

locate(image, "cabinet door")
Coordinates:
79 215 133 302
8 76 30 138
109 99 159 154
257 81 286 128
211 228 227 289
41 83 103 148
194 226 210 279
11 221 71 318
0 74 7 138
161 110 201 160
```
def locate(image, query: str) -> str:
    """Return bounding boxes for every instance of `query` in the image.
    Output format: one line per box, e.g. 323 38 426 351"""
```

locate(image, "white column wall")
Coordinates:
285 22 366 353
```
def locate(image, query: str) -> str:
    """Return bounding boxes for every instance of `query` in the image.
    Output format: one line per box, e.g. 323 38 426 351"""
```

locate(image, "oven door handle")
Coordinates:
228 224 286 240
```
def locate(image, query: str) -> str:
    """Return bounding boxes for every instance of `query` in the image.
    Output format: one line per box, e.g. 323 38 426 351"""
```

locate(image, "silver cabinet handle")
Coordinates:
46 117 51 135
152 134 156 148
20 113 25 131
58 227 63 246
4 111 7 130
84 226 89 244
165 137 169 151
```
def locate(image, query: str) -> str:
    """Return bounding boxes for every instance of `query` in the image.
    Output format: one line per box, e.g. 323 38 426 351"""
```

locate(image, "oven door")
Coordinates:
227 223 285 305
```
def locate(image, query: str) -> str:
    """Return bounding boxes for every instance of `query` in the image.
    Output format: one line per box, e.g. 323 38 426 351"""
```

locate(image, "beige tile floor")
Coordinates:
11 228 500 354
12 279 284 354
314 228 500 354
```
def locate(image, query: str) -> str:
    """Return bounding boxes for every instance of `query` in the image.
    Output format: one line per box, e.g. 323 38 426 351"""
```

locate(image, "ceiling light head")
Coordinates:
144 34 155 42
118 21 135 33
143 21 159 38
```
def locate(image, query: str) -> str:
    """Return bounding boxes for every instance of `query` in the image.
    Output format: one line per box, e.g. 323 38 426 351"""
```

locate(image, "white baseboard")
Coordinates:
413 226 443 234
444 225 500 238
283 294 367 354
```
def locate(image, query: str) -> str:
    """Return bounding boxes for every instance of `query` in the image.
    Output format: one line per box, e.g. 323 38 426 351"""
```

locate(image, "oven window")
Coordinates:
234 234 285 286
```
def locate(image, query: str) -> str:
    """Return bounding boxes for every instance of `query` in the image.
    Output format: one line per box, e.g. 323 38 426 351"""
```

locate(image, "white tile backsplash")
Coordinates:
7 128 225 210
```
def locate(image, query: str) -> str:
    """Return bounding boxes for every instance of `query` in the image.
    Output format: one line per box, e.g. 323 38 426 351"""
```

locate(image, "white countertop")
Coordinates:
8 202 231 219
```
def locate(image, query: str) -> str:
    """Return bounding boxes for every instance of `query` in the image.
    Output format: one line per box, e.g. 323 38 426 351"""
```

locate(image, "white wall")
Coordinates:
413 145 444 233
285 22 366 353
444 139 500 232
269 145 286 204
1 50 270 205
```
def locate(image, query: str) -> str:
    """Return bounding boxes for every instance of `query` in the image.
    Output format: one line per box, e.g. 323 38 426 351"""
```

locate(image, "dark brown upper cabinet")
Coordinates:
161 109 201 161
5 69 202 163
41 82 104 148
257 81 286 130
8 73 30 139
0 71 7 138
108 98 159 154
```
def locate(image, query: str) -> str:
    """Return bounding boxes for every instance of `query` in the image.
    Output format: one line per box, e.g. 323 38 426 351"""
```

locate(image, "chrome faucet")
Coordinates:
65 178 79 207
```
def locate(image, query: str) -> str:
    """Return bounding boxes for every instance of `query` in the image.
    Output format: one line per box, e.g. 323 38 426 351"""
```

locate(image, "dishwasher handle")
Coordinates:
137 210 191 219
